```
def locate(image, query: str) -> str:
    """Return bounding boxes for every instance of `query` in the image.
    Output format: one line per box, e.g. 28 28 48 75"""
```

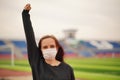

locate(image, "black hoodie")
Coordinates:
22 10 75 80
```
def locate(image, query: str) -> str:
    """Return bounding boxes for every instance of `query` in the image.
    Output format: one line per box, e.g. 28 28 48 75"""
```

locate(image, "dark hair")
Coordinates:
38 35 64 62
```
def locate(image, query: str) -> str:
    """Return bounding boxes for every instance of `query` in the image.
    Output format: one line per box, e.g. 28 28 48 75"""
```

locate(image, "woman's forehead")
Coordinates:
41 38 56 45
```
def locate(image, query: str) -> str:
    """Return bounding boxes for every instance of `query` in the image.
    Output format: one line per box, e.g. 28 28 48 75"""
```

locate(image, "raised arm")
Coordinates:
22 4 40 66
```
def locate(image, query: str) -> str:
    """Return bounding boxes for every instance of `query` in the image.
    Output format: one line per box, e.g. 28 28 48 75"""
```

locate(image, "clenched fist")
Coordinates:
24 4 31 11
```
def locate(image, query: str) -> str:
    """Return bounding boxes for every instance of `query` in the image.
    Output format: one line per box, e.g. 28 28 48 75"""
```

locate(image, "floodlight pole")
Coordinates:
112 52 115 58
11 45 14 66
8 44 15 66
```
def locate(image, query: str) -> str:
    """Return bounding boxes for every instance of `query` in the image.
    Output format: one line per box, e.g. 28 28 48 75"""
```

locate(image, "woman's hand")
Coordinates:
24 4 31 11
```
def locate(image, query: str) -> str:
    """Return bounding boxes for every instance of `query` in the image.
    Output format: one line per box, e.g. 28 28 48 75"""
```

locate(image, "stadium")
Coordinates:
0 29 120 59
0 29 120 80
0 0 120 80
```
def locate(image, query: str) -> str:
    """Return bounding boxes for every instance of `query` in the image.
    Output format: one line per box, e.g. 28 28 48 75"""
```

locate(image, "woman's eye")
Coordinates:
43 46 48 49
50 45 55 48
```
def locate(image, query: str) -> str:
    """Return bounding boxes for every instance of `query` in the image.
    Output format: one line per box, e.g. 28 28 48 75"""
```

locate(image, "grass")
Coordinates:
0 58 120 80
0 59 30 72
65 58 120 80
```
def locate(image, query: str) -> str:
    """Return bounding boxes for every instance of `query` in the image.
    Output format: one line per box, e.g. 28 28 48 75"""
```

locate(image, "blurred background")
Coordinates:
0 0 120 80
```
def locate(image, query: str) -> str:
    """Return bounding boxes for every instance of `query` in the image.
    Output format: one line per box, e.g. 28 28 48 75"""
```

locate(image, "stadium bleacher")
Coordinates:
109 41 120 48
0 39 120 58
0 40 6 46
0 40 9 54
77 40 120 57
11 40 27 48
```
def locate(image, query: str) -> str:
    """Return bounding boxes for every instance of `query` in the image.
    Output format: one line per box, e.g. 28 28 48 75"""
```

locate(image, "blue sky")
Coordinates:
0 0 120 41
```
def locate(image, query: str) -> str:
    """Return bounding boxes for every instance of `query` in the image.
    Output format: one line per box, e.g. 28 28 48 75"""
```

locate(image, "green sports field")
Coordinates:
0 58 120 80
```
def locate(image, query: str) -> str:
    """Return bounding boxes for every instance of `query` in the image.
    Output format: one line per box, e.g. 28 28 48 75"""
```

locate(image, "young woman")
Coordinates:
22 4 75 80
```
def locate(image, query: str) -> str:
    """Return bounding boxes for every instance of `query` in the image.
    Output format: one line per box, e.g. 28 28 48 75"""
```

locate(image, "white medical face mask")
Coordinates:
42 48 57 60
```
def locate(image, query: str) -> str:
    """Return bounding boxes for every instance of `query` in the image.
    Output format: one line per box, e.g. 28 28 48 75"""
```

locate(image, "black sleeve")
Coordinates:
22 10 41 66
67 64 75 80
70 68 75 80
